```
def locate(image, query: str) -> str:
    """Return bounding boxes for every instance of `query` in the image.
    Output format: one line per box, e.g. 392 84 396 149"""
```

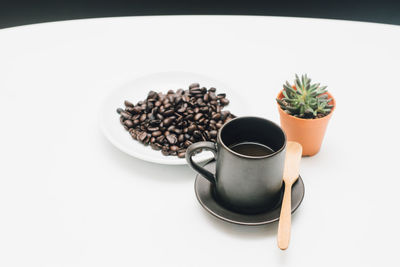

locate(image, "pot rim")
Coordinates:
277 90 336 121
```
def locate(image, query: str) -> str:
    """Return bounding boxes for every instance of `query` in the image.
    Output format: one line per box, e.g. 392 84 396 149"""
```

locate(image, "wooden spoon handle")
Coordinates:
277 182 292 250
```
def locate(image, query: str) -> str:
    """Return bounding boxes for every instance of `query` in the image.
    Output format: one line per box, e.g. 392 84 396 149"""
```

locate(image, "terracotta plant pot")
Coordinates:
277 91 336 156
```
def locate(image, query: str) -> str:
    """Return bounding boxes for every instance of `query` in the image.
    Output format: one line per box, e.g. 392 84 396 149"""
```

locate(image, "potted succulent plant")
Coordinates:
276 74 336 156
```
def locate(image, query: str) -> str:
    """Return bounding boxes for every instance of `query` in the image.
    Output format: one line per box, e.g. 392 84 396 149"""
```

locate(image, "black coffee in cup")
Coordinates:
229 142 274 157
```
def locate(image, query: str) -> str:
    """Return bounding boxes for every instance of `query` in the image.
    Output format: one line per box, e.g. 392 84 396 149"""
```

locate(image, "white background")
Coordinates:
0 16 399 266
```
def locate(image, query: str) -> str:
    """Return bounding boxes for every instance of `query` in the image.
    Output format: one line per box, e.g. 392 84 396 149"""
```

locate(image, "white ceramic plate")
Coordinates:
100 71 246 165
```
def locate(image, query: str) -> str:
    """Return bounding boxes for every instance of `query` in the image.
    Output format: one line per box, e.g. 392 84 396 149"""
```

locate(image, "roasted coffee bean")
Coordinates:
194 113 203 121
189 83 200 89
168 95 175 103
149 120 161 126
217 93 226 99
166 134 178 145
152 131 162 137
212 113 221 120
156 135 165 143
170 145 179 152
184 140 193 147
120 111 131 120
164 109 174 117
220 98 230 106
225 116 234 122
163 117 173 127
188 124 197 133
124 100 134 107
193 130 202 139
190 89 202 95
148 91 157 99
150 143 160 150
173 128 182 134
209 87 216 92
177 106 186 113
147 126 159 132
184 114 194 121
200 106 209 113
177 152 186 158
209 130 218 138
139 113 147 122
138 131 147 142
178 134 185 143
132 106 141 114
144 134 151 144
155 143 163 150
116 108 124 114
124 120 134 128
129 129 137 139
161 149 169 156
221 110 230 120
209 92 217 100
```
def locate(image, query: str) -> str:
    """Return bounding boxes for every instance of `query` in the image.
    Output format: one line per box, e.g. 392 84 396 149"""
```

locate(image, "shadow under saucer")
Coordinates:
194 161 305 226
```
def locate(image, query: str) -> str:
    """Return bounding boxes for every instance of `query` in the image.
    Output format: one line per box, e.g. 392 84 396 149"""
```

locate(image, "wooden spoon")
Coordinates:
277 141 303 250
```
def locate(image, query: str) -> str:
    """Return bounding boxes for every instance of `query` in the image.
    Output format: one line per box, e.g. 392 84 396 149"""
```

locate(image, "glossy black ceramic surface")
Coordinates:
194 161 305 226
186 116 286 214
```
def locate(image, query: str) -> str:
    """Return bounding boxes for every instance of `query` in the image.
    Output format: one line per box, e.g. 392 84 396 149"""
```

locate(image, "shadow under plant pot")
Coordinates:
277 90 335 157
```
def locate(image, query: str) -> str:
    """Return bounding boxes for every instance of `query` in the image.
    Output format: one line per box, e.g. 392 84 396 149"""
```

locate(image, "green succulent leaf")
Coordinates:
280 74 332 119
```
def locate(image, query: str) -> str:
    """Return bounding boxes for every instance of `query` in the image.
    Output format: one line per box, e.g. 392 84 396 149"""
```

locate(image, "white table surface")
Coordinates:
1 16 399 267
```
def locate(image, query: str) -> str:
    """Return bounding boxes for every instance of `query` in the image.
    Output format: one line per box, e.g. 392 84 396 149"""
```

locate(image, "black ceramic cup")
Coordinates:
186 116 287 214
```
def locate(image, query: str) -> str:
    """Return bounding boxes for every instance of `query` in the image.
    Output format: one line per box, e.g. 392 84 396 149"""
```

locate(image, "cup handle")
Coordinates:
185 141 217 184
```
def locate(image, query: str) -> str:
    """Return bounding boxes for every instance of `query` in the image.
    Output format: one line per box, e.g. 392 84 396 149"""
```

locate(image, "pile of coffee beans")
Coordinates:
117 83 236 158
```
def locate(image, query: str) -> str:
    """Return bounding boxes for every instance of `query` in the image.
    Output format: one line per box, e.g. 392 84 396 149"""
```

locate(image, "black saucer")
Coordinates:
194 161 305 226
